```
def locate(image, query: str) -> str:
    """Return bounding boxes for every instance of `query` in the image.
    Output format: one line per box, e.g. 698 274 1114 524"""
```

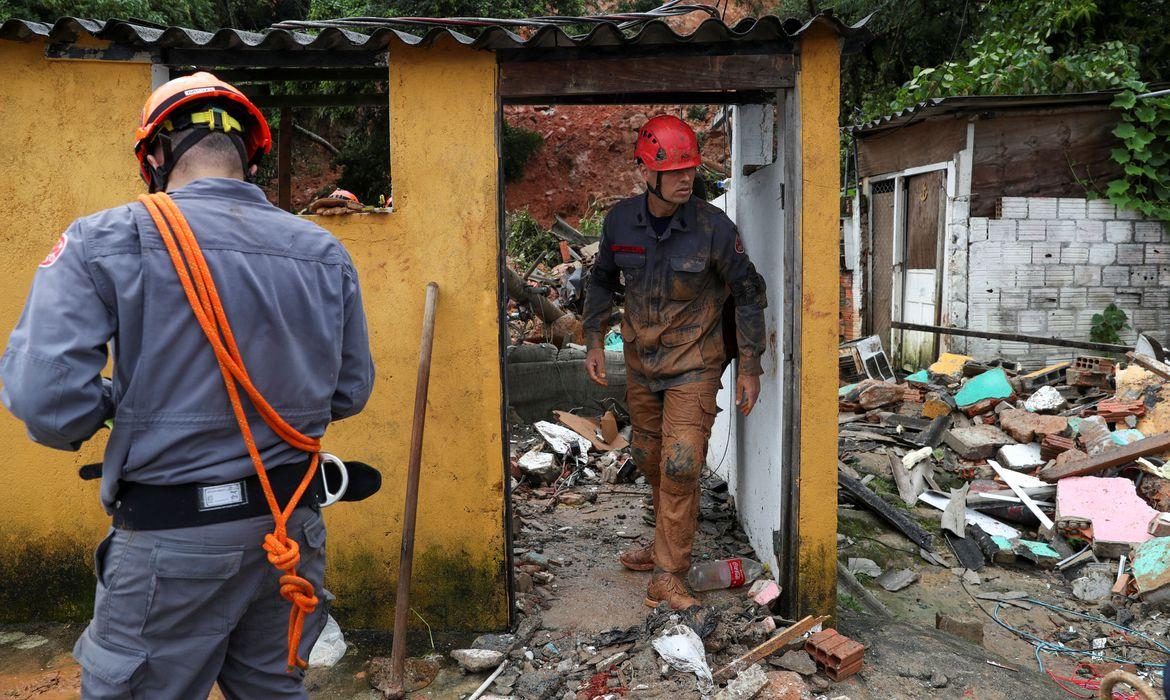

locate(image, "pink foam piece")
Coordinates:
751 580 781 606
1056 476 1158 546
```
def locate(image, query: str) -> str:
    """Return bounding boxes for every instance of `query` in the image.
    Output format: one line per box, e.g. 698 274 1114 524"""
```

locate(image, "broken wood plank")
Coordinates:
838 471 935 551
712 615 828 683
917 414 951 448
1128 351 1170 380
1038 433 1170 481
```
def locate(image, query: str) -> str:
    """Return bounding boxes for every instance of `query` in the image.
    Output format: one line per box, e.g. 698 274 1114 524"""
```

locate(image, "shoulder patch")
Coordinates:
39 233 68 268
735 235 745 254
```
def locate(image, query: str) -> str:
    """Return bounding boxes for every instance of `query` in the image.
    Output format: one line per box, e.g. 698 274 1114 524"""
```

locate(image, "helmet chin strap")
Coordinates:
646 170 666 202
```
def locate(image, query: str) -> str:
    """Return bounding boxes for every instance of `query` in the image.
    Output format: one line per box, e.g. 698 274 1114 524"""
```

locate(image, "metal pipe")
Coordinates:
385 282 440 699
890 321 1132 354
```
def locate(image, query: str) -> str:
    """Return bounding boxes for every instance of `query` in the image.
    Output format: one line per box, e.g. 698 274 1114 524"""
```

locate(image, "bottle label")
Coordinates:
728 558 745 587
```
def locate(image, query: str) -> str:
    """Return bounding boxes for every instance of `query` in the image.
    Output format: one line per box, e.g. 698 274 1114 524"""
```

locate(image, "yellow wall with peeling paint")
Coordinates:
0 38 507 630
795 24 842 621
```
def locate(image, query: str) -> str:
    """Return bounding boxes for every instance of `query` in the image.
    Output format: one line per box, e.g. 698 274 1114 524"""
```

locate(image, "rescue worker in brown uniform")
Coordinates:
583 115 767 610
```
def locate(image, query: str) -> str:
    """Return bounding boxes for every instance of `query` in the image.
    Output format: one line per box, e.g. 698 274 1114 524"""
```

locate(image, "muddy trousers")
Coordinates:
626 379 719 575
74 509 329 699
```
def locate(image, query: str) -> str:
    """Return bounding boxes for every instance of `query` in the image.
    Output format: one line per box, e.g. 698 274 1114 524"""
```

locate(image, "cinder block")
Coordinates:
1102 266 1131 286
1087 287 1117 307
1018 309 1048 333
1117 243 1145 265
1048 309 1076 335
1131 266 1158 287
1161 265 1170 286
1115 290 1142 307
1045 267 1074 287
1145 244 1169 264
1031 242 1061 263
969 217 989 242
1075 220 1105 242
1132 309 1160 330
1134 221 1166 243
1030 287 1060 308
1088 243 1117 265
1073 266 1101 286
1105 221 1134 243
1116 205 1143 220
1017 220 1047 241
1060 287 1087 308
1086 199 1116 220
1000 288 1029 307
1027 197 1059 218
1046 220 1076 242
1001 197 1029 219
1061 245 1090 264
1016 265 1045 287
1001 246 1031 266
1144 288 1170 309
1057 198 1087 219
989 219 1017 241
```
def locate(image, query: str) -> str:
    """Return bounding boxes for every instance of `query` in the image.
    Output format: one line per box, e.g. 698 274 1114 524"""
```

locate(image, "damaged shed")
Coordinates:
846 92 1170 370
0 11 861 633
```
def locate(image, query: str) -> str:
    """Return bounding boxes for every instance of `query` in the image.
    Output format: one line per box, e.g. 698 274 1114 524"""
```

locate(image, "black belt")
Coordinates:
112 459 324 531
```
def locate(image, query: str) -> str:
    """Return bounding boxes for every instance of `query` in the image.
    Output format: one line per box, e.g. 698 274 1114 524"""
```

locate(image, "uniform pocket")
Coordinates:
613 252 647 269
93 530 115 588
660 324 702 348
669 256 707 300
141 544 243 638
74 627 146 698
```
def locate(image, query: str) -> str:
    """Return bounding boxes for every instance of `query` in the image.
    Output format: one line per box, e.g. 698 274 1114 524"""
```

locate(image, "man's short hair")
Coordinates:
165 128 246 175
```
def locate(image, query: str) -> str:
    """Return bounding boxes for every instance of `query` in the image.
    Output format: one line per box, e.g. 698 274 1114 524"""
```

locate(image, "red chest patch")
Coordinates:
611 244 646 254
39 233 68 268
734 235 745 254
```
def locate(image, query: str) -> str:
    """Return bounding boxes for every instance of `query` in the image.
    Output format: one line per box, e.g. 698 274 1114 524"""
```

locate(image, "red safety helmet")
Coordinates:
634 115 701 172
134 72 271 192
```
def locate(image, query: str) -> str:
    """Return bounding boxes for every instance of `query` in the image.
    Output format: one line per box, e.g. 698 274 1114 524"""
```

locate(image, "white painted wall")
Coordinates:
707 104 787 578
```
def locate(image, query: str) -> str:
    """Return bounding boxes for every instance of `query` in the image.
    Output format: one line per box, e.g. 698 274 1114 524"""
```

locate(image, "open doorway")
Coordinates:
498 91 797 649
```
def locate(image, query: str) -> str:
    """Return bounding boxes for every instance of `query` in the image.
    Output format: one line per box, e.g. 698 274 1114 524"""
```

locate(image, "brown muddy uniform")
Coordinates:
583 194 767 575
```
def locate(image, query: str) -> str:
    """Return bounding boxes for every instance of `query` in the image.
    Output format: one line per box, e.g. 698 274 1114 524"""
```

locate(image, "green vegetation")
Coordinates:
506 208 558 267
502 122 545 183
1090 303 1131 344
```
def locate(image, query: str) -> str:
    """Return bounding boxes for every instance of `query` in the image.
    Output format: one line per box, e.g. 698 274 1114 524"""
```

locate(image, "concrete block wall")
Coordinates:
962 196 1169 368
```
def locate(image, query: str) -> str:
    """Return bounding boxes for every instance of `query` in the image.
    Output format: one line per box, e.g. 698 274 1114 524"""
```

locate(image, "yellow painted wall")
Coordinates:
315 39 508 630
0 40 151 619
794 24 841 621
0 37 508 630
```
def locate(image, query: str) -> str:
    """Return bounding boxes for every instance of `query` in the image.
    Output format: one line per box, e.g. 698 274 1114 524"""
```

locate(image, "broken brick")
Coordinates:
998 409 1068 443
804 629 865 682
1040 434 1075 461
922 394 953 420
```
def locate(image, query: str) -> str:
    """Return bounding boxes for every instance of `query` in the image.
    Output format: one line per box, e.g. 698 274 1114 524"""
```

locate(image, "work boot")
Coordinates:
644 572 700 610
619 541 655 571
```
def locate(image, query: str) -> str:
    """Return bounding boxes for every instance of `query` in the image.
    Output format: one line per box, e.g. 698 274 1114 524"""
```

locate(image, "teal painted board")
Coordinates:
955 368 1013 408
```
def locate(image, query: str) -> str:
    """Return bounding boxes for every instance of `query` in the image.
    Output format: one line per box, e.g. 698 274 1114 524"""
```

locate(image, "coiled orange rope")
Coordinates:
139 192 320 671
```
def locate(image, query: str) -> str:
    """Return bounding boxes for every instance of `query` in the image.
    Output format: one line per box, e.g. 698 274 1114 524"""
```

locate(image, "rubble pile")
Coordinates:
438 407 861 699
837 339 1170 691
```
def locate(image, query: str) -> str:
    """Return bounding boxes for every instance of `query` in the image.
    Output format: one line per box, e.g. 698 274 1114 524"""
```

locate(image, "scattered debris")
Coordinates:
875 568 919 592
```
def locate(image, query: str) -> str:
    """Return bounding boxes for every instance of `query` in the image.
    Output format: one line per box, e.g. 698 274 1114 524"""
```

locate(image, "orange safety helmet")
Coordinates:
634 115 701 172
134 72 271 192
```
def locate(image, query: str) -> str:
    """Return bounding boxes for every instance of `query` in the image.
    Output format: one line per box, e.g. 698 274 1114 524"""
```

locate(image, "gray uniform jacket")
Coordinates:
0 178 375 511
582 194 767 392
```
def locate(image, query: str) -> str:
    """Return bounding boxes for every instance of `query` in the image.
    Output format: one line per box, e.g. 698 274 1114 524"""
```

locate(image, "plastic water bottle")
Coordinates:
687 558 766 591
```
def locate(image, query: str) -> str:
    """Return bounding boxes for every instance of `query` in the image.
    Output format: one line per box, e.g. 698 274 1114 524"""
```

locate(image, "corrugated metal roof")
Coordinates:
850 91 1123 135
0 13 869 56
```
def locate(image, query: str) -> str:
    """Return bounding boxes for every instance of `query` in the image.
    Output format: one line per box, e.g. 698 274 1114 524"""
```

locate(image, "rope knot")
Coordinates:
263 532 301 570
279 574 319 613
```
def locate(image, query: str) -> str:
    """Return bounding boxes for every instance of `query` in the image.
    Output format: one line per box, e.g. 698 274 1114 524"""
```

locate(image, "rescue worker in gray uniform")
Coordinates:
583 115 767 610
0 72 374 698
